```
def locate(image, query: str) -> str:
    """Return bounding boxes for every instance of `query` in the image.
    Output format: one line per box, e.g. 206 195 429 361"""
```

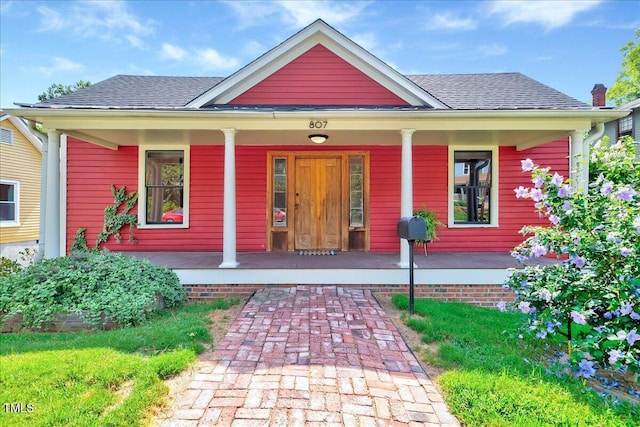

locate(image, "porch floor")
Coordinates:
124 250 557 270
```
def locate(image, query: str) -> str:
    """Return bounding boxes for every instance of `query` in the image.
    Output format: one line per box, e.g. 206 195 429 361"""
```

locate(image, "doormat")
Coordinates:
298 250 337 256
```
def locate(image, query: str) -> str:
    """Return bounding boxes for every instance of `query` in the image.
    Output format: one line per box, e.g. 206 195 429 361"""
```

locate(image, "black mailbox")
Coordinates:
397 216 427 241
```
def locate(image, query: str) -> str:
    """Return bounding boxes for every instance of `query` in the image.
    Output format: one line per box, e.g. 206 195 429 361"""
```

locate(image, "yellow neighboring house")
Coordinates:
0 111 42 261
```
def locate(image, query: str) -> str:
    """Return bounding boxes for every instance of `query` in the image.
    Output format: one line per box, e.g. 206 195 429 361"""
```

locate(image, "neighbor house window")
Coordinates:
0 180 19 225
1 128 13 145
138 147 189 227
619 115 633 138
449 147 498 227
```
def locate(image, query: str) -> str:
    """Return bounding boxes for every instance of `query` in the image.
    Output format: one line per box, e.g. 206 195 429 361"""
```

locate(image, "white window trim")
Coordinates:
137 145 190 229
0 179 20 227
448 145 499 228
1 127 14 145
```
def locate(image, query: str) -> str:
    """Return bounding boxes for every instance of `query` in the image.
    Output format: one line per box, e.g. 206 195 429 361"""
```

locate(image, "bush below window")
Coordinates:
0 251 185 330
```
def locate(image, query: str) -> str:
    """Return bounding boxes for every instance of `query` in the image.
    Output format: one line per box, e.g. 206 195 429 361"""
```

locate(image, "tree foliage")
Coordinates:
38 80 91 102
608 29 640 106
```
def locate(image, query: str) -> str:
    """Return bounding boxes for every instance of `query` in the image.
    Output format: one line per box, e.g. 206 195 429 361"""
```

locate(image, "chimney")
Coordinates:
591 84 607 107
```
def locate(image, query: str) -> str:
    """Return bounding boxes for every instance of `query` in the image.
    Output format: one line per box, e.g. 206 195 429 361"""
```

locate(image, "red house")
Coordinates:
10 20 625 304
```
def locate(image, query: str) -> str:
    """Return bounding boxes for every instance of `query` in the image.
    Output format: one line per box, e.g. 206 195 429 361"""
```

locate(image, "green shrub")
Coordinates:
0 251 185 329
0 257 21 278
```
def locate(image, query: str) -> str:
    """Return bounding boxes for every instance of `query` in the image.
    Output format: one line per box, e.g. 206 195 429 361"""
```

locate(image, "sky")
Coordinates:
1 0 638 109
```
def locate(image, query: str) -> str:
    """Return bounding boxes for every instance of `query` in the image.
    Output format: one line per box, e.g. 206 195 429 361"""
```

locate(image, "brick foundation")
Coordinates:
184 283 515 307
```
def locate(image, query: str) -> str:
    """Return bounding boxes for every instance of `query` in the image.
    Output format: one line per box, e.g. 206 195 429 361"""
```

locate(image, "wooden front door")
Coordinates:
294 157 341 250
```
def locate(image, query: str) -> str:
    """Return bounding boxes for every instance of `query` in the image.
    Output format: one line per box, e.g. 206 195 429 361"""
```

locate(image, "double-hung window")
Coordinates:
618 115 633 139
0 180 19 226
449 147 498 227
138 146 189 227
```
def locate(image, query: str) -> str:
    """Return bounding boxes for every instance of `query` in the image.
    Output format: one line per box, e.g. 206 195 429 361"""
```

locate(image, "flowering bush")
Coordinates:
502 137 639 378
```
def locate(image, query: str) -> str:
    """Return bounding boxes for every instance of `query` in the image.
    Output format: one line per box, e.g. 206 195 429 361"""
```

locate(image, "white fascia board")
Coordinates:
3 107 629 135
185 20 446 109
0 115 43 152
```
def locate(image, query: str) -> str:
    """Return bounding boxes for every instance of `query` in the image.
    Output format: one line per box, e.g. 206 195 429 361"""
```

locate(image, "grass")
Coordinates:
0 298 239 427
392 294 639 427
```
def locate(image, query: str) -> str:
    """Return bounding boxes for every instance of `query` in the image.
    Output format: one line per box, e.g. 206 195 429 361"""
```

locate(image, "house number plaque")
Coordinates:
308 120 328 129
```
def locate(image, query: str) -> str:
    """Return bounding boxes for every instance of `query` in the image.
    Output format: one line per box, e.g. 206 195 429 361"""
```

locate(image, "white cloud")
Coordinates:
425 12 477 31
161 43 188 61
126 35 144 50
476 43 508 57
222 0 369 29
37 56 84 76
36 0 155 48
488 0 602 30
160 44 238 71
196 48 239 70
276 0 369 28
351 32 378 52
242 40 267 57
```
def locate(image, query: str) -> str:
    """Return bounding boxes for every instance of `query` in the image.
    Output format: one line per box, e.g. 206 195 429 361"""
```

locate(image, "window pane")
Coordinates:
619 116 632 134
0 204 15 221
146 151 184 223
273 158 287 227
0 184 14 202
454 151 491 224
349 156 364 227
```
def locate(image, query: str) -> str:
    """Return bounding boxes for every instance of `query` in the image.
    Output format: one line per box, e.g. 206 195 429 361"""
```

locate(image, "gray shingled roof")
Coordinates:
407 73 588 110
35 75 224 108
30 72 588 110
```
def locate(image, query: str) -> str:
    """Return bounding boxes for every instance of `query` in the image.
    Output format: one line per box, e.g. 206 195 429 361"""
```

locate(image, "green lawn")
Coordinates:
392 294 639 427
0 299 239 427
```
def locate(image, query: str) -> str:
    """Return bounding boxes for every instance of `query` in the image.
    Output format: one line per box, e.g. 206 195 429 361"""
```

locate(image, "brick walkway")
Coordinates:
156 286 459 426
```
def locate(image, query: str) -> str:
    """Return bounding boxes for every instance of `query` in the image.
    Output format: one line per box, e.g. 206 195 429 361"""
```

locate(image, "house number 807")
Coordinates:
309 120 327 129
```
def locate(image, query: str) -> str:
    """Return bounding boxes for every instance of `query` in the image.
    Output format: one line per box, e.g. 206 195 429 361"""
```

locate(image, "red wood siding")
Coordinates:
230 45 409 105
66 138 225 252
419 139 570 252
369 146 401 251
236 146 268 251
66 138 568 254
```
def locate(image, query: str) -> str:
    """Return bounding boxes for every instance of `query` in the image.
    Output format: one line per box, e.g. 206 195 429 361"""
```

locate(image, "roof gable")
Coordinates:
189 20 446 109
229 44 409 106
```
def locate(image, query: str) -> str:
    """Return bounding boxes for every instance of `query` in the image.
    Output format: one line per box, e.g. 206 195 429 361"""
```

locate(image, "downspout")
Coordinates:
27 120 47 261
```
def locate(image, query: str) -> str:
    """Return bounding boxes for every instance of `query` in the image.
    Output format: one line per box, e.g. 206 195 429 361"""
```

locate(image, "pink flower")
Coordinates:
521 158 535 171
550 172 564 186
530 188 543 202
557 185 570 198
532 176 545 188
514 186 529 198
570 310 587 325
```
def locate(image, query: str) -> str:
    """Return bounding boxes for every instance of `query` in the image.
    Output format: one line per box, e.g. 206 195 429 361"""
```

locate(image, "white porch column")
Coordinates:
44 129 61 258
219 128 239 268
570 131 586 191
398 128 415 268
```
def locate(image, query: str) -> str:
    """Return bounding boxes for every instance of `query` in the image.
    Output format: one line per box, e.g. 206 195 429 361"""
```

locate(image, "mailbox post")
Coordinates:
397 216 427 314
